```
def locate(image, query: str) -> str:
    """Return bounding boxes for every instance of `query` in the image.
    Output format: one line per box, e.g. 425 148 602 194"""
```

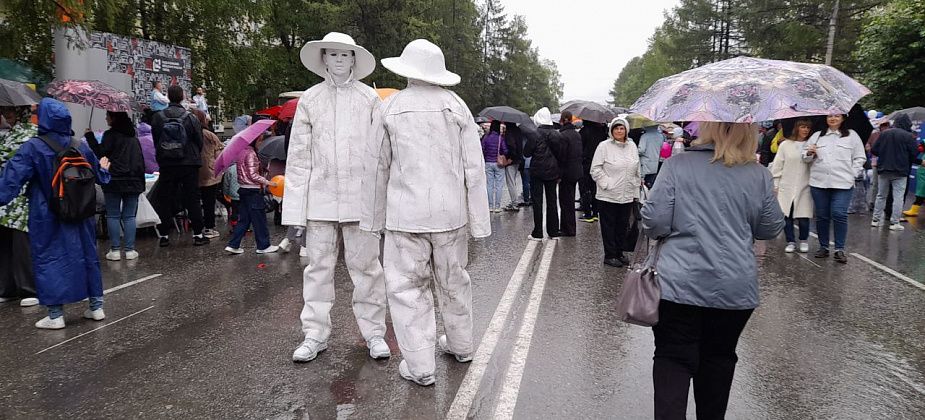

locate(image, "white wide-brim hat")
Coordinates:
300 32 376 80
381 39 461 86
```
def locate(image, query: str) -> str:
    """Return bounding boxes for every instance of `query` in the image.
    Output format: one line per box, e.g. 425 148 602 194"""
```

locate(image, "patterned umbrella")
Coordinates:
630 57 871 123
46 79 137 112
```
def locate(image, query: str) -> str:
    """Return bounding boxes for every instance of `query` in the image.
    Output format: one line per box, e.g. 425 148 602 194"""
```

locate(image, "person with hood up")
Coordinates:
871 113 919 230
85 111 146 261
284 32 391 364
0 105 39 307
481 120 508 212
591 117 641 267
136 115 158 174
578 120 608 222
362 39 490 386
557 111 583 236
0 98 112 329
524 107 564 240
637 125 663 189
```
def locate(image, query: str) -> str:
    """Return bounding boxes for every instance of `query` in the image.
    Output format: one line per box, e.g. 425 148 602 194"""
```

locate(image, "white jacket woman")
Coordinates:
770 139 813 218
590 117 641 267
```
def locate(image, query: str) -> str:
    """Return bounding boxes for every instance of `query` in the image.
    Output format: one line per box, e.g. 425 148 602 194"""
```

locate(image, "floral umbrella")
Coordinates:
630 56 871 123
46 79 137 113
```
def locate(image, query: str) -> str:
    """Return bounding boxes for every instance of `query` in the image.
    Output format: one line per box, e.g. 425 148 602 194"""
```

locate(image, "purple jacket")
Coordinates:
481 132 508 163
137 123 158 173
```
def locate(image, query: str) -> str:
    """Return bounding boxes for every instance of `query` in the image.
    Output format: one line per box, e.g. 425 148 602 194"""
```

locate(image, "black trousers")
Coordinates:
530 177 559 239
0 226 36 299
653 300 753 420
598 200 635 259
558 178 578 236
579 167 598 217
200 183 221 230
153 166 204 236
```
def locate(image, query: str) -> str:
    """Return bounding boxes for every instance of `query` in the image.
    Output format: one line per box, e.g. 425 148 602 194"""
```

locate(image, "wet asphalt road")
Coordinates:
1 202 924 419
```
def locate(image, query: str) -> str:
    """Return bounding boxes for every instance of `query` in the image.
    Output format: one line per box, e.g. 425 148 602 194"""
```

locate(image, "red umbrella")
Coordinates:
278 98 299 121
255 104 282 118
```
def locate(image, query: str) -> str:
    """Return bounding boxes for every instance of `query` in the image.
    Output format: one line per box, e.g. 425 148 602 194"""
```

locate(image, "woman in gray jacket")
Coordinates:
641 122 784 420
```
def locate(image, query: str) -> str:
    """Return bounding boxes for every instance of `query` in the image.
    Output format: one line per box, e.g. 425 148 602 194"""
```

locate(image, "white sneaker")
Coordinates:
799 242 810 253
871 220 883 227
367 337 391 359
202 229 220 239
784 243 796 253
224 246 244 254
278 238 291 253
299 246 309 257
292 337 328 362
35 316 65 329
105 250 121 261
438 334 473 363
256 245 279 254
398 360 435 386
19 297 39 307
124 250 139 260
83 308 106 321
889 223 905 231
527 235 543 242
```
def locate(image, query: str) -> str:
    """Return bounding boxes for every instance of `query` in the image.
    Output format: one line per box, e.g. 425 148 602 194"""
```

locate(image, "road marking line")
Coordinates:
104 274 162 294
494 240 557 420
850 253 925 291
35 305 155 355
446 240 539 420
798 254 822 268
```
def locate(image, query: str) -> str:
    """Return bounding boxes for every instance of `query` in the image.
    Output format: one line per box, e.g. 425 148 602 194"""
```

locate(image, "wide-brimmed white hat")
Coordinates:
300 32 376 80
381 39 461 86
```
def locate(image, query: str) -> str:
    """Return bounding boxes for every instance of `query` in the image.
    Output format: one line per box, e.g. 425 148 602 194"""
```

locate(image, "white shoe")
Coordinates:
224 246 244 254
889 223 905 231
278 238 291 253
299 246 309 257
105 250 121 261
124 250 139 260
202 229 221 239
83 308 106 321
784 243 796 253
528 235 543 242
256 245 279 254
367 337 391 359
19 297 39 307
438 334 473 363
398 360 435 386
799 242 810 253
35 316 65 329
871 220 883 227
292 337 328 362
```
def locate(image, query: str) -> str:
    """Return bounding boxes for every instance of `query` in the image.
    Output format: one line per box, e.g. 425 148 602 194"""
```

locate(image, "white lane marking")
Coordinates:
446 240 540 420
798 254 822 268
104 274 162 294
494 240 557 420
35 305 155 355
851 253 925 291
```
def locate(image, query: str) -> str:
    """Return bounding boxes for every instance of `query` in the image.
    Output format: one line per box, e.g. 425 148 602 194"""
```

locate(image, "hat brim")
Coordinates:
300 41 376 80
381 57 461 87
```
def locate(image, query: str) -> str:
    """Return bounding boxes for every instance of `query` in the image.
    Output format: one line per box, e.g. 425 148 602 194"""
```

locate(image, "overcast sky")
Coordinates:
501 0 681 104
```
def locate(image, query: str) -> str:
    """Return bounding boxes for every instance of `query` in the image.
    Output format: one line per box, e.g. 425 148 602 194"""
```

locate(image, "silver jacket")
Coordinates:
361 81 491 237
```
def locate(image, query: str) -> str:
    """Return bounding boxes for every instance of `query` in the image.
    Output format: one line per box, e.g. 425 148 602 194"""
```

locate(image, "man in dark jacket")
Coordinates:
871 113 919 229
150 85 208 246
524 107 563 240
557 111 583 236
578 120 608 221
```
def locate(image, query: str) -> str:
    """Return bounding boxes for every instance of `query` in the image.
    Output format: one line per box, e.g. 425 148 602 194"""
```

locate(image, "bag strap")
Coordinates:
38 135 65 155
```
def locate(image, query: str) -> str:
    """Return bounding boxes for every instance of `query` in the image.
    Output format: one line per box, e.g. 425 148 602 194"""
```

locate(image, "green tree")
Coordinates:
855 0 925 110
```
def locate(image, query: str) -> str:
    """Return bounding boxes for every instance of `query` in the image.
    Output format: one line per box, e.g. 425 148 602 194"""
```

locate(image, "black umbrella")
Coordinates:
479 106 534 128
258 135 287 162
560 100 618 123
887 106 925 122
780 104 873 144
0 78 41 107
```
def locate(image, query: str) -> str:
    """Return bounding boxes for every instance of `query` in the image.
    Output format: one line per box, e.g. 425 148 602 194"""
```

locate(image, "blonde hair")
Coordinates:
693 122 758 166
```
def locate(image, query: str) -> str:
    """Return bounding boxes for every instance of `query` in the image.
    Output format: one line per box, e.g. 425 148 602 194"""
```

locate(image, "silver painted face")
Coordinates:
322 48 356 78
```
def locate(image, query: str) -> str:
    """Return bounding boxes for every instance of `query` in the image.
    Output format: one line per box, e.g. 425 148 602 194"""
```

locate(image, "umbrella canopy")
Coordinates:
258 135 287 162
780 103 874 144
625 113 658 129
631 56 870 123
278 98 299 122
214 119 277 176
46 79 137 112
0 78 41 107
255 104 282 118
560 100 617 123
887 106 925 122
479 106 534 127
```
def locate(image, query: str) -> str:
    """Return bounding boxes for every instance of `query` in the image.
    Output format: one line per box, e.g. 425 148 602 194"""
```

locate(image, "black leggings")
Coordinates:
915 196 925 205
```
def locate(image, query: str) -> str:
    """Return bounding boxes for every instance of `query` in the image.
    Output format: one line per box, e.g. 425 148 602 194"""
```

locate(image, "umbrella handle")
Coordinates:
88 107 94 130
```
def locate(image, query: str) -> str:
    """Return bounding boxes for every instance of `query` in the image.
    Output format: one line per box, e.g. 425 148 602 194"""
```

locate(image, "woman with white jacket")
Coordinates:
770 118 813 253
591 117 641 267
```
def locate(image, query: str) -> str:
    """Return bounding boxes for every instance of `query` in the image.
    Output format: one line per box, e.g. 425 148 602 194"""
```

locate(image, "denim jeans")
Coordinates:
104 192 139 251
811 187 853 250
48 296 104 319
873 174 908 224
485 164 505 209
783 205 810 242
227 188 270 250
521 157 532 202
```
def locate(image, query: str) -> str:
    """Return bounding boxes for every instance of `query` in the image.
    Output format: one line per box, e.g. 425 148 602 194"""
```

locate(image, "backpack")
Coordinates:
38 135 98 222
159 111 189 160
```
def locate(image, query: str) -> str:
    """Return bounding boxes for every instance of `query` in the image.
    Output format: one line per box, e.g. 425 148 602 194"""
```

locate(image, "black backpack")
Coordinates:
38 135 98 222
159 111 189 160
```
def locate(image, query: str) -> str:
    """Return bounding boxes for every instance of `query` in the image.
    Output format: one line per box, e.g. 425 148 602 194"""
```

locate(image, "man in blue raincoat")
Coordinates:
0 98 112 329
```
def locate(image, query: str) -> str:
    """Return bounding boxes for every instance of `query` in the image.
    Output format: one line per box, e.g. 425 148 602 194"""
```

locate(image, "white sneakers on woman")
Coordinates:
785 242 809 253
35 316 65 329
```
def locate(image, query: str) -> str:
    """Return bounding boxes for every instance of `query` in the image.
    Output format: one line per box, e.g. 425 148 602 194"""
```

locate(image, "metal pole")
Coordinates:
825 0 839 65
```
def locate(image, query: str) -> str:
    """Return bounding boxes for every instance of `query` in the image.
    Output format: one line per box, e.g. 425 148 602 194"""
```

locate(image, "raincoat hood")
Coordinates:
893 113 913 132
37 97 74 139
136 122 152 137
532 107 553 126
607 117 630 143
